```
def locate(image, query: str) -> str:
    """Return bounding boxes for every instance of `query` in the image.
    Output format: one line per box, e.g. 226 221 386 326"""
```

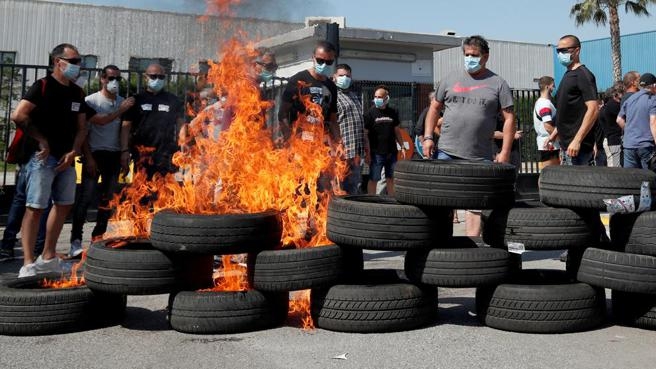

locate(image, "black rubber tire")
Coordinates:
0 275 127 336
619 211 656 256
404 244 514 287
476 270 606 334
482 206 596 250
327 195 452 250
150 210 282 254
394 159 516 209
577 248 656 294
311 269 437 333
539 165 656 210
169 289 288 334
85 238 179 295
249 245 345 292
612 290 656 330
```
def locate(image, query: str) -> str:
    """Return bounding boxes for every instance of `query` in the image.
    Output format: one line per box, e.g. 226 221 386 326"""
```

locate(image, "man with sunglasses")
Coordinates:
553 34 599 166
10 43 91 277
68 65 135 257
277 40 340 144
121 64 183 179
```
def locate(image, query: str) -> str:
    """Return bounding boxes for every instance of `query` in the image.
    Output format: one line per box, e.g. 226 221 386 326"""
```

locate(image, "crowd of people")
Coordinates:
2 33 656 277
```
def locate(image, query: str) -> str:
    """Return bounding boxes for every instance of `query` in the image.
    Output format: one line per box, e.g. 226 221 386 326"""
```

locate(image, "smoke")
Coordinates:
183 0 335 23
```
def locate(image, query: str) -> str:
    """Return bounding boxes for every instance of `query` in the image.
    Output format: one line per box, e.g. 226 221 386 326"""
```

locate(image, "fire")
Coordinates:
40 251 87 289
200 255 249 292
288 290 314 330
104 0 346 332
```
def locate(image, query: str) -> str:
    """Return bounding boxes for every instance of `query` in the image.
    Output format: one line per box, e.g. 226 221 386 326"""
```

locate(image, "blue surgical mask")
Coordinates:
148 78 165 92
335 75 352 90
259 70 274 83
61 61 81 81
557 52 572 66
374 97 388 108
314 62 334 77
464 56 482 74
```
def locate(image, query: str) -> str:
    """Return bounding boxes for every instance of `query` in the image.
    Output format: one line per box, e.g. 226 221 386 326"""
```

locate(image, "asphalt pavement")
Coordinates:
0 211 655 369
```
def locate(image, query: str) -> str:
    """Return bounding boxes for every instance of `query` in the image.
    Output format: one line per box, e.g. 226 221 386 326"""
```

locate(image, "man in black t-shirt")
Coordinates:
277 40 340 144
364 85 405 196
10 43 90 278
554 34 599 166
121 64 184 179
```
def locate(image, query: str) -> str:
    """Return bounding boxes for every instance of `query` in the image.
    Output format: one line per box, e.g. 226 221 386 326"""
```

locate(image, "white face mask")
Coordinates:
106 80 119 94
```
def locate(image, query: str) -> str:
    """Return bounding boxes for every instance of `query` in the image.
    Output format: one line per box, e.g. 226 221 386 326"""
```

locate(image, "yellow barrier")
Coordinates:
74 156 133 184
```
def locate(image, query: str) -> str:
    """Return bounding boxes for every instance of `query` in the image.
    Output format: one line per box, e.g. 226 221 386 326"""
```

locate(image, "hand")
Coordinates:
119 97 135 113
495 150 511 164
36 140 50 161
120 151 131 176
364 151 371 165
514 130 523 140
567 139 581 158
55 151 76 172
400 147 406 159
84 156 98 177
422 139 434 159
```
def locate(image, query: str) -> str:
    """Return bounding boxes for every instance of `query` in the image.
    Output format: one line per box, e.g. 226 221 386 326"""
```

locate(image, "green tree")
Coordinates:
570 0 656 83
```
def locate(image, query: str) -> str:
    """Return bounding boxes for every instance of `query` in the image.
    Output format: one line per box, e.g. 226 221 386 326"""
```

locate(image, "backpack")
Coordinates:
6 79 45 164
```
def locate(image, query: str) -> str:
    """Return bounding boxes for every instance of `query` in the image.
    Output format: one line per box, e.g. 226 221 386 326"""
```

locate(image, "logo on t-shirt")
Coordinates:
71 102 80 112
452 82 487 93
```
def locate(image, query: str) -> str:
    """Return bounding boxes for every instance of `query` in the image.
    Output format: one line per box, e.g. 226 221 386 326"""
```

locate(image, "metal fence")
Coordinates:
0 63 542 192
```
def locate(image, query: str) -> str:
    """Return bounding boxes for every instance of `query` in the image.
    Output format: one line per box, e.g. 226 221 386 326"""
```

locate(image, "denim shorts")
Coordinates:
369 153 397 181
25 154 77 209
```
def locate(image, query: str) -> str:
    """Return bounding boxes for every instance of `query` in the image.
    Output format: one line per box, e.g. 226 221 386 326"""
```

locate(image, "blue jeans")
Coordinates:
623 147 655 169
561 148 594 166
341 157 362 195
1 165 49 254
25 154 77 208
369 153 397 181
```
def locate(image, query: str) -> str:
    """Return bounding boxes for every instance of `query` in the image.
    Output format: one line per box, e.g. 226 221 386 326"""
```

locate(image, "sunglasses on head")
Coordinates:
146 74 166 80
106 76 123 82
314 57 334 66
60 57 82 65
256 61 278 71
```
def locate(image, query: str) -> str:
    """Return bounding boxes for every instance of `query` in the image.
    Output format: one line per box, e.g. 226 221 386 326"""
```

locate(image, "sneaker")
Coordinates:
0 248 14 262
69 239 84 258
34 255 62 275
18 263 36 278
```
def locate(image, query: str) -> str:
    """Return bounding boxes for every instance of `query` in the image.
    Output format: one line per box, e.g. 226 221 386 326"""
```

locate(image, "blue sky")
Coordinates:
53 0 656 44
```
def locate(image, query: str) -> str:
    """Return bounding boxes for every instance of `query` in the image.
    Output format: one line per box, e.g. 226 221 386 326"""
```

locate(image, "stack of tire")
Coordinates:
477 165 656 333
317 160 520 333
83 211 288 334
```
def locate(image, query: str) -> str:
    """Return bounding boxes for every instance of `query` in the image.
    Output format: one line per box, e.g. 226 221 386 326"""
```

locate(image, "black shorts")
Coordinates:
539 150 560 162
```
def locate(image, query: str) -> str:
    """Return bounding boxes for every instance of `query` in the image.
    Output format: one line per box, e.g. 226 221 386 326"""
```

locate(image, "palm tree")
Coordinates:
570 0 656 82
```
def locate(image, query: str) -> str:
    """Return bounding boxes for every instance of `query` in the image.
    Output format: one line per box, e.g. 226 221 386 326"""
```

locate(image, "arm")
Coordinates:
496 106 516 164
11 99 49 160
120 120 132 175
89 97 135 126
394 126 406 158
568 100 599 157
616 116 626 130
651 115 656 144
423 99 444 158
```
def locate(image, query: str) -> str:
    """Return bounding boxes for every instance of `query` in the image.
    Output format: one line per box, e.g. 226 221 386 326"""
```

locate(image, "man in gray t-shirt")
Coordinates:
422 35 516 237
69 65 134 258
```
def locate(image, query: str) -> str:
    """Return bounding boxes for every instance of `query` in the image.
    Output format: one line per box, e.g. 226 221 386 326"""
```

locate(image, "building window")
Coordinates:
82 55 98 69
0 51 16 64
129 57 174 73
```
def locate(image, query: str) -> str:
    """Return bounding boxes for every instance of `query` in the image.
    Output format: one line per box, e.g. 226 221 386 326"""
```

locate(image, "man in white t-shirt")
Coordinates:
533 76 560 169
69 65 134 257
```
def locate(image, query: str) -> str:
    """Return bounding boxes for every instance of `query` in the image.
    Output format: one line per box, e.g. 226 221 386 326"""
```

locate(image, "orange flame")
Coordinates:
40 251 87 289
288 289 314 330
200 255 249 292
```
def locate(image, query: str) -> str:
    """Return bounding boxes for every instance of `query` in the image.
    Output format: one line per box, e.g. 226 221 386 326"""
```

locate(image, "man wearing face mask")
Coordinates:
365 85 404 196
278 40 340 144
553 34 599 166
121 64 184 179
333 63 365 194
10 43 91 277
68 65 135 258
422 35 515 237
